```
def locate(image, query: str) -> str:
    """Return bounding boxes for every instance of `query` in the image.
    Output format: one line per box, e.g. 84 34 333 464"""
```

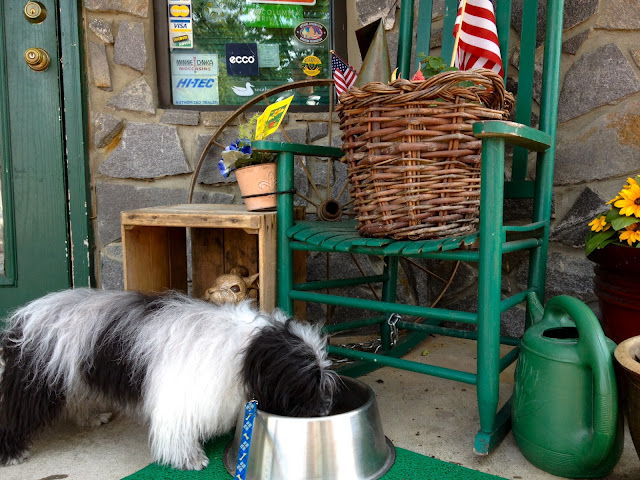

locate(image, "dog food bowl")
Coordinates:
224 376 395 480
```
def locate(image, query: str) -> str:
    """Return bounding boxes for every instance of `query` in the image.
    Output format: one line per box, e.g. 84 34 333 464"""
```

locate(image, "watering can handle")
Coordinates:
542 295 618 469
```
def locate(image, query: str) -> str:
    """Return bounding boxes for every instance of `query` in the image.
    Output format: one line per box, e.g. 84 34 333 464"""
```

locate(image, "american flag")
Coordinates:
331 52 358 97
452 0 504 77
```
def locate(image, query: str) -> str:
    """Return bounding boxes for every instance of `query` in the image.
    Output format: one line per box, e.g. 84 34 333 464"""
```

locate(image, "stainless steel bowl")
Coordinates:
224 376 395 480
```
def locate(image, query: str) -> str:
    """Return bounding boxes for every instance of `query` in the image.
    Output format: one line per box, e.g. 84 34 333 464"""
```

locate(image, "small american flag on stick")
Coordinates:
331 51 358 97
452 0 504 77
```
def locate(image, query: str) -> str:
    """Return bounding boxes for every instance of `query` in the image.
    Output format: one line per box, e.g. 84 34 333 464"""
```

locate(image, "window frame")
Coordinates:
153 0 347 111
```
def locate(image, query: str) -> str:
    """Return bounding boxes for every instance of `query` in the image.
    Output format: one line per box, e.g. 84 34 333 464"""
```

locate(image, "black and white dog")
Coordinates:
0 289 337 470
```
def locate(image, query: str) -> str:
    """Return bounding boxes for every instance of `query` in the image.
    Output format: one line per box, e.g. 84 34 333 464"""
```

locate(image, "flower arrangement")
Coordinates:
218 114 276 178
585 175 640 255
218 95 294 178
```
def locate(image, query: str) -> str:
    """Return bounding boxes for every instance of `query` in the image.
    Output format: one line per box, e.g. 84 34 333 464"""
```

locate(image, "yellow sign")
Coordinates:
255 96 294 140
302 55 322 76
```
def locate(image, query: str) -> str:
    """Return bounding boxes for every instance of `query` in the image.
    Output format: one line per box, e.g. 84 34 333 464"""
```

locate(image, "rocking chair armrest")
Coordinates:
473 120 552 152
251 140 344 159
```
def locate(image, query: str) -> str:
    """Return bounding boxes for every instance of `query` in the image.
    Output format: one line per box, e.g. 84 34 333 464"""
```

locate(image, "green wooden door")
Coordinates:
0 1 91 319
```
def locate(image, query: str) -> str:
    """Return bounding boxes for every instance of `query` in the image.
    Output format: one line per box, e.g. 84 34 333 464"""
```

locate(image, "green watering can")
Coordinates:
512 295 623 478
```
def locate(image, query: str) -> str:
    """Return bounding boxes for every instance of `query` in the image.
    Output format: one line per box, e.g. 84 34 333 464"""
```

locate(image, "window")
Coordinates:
154 0 347 110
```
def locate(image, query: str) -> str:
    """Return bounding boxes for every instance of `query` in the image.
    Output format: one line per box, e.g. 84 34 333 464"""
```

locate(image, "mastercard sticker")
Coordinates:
168 0 193 49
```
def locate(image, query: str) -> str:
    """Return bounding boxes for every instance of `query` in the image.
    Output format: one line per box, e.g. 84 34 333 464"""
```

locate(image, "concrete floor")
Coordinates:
2 335 639 480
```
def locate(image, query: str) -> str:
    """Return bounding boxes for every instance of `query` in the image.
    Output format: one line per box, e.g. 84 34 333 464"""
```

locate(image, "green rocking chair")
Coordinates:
251 0 566 454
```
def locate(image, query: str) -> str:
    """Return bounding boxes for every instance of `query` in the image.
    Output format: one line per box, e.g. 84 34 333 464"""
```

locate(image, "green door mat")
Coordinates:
122 434 507 480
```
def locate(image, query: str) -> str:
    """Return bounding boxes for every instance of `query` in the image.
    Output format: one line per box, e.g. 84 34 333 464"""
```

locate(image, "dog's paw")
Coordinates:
3 449 31 466
181 450 209 471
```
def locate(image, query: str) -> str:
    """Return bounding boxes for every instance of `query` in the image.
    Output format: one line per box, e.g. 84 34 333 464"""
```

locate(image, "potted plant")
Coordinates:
218 113 277 211
586 175 640 344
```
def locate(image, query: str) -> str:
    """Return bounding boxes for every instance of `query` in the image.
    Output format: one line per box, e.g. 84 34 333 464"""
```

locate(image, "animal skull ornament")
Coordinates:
203 267 260 305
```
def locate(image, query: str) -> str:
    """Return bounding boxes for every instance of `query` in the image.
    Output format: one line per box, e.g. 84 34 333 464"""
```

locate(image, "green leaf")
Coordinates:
605 208 621 223
585 230 616 256
611 215 639 231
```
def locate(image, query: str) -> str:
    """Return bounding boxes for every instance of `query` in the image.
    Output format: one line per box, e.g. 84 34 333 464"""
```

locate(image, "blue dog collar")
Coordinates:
234 400 258 480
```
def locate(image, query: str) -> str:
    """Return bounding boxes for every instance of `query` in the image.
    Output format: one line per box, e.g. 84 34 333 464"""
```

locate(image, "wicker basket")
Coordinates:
337 68 513 240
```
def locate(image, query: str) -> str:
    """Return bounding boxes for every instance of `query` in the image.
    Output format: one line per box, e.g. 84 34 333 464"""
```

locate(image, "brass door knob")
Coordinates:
24 2 47 23
24 47 50 71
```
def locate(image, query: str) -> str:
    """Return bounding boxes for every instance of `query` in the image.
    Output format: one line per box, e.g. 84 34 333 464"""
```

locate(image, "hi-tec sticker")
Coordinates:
226 43 259 76
171 53 219 105
295 21 327 44
302 55 322 76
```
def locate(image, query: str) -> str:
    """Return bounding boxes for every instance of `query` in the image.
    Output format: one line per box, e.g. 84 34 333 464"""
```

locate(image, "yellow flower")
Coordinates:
588 215 609 232
619 224 640 246
614 183 640 217
625 177 639 189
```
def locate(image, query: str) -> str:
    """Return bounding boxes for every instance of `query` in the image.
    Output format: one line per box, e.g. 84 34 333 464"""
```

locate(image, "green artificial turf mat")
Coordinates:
122 433 507 480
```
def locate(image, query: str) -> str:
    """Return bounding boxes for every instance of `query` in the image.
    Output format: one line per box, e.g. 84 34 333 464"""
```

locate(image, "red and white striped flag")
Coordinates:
331 51 358 97
452 0 503 77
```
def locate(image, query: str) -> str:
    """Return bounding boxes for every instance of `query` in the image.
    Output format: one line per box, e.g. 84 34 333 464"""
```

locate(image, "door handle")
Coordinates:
24 48 50 72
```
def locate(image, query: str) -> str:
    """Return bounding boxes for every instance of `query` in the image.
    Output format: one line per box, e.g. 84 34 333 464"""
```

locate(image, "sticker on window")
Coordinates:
226 43 259 77
171 53 219 105
302 55 322 76
168 0 193 49
295 21 327 44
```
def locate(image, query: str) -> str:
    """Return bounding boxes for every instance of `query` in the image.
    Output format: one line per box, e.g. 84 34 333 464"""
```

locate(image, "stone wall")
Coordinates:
85 0 640 333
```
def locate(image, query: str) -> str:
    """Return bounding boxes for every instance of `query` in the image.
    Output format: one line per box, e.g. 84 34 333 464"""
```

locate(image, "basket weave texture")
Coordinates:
337 68 513 240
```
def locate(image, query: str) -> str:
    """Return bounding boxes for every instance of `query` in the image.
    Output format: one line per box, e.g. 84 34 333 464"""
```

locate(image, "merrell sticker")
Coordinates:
302 55 322 76
295 21 327 44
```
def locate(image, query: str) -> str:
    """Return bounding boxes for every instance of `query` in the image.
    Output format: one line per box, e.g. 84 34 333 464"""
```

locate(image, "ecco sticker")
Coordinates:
302 55 322 76
294 21 327 44
226 43 259 76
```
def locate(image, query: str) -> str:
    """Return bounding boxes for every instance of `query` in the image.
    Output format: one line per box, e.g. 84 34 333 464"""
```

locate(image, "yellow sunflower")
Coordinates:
619 224 640 246
614 183 640 217
626 177 639 188
588 215 609 232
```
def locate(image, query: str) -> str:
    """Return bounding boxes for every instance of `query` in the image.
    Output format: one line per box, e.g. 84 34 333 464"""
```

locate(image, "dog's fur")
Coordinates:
0 289 337 470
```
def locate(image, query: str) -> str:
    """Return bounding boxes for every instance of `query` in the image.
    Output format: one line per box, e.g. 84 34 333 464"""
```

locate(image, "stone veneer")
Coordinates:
85 0 640 334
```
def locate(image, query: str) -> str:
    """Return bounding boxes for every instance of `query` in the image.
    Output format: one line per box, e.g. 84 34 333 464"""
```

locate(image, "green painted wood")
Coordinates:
395 321 521 347
504 181 535 199
0 9 16 289
473 121 552 152
295 274 386 291
528 0 565 305
415 0 434 70
0 0 73 319
397 0 415 78
289 290 477 323
511 0 537 183
252 140 343 158
329 345 478 384
277 150 296 315
476 136 505 438
60 2 93 287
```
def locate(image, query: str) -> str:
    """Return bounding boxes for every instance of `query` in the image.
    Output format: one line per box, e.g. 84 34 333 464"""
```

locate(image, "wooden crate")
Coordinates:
121 204 277 312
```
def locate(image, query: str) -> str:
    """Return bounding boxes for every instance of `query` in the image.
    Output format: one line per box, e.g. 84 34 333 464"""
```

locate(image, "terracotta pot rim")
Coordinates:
614 336 640 374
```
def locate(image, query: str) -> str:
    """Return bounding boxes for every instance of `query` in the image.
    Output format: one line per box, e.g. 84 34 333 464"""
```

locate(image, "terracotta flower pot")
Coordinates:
235 163 277 211
589 244 640 345
614 336 640 461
